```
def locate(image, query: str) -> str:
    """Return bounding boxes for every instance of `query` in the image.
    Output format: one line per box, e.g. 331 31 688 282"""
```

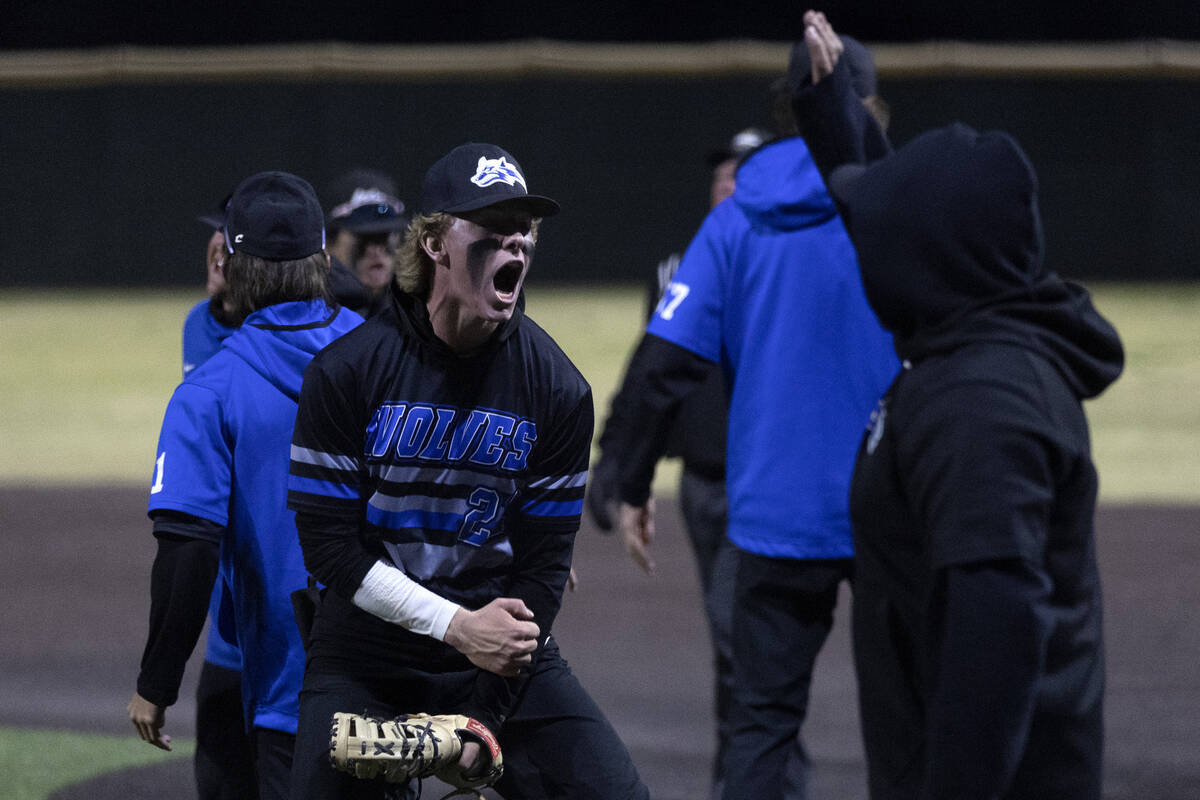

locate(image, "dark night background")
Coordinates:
2 1 1198 286
6 1 1200 46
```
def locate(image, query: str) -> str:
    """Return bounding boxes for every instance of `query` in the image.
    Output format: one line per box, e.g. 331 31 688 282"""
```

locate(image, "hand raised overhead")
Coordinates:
804 10 844 84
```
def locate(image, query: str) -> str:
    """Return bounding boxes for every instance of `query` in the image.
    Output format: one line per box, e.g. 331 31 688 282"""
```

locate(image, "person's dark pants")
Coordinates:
678 468 737 797
721 552 852 800
253 727 296 800
195 660 258 800
290 638 649 800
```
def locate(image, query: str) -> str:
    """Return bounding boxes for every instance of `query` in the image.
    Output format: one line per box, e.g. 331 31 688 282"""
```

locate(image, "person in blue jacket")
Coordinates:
606 40 898 800
177 184 398 800
127 171 364 800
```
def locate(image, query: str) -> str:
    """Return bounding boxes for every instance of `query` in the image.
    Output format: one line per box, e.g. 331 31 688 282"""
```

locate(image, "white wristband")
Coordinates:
352 560 461 641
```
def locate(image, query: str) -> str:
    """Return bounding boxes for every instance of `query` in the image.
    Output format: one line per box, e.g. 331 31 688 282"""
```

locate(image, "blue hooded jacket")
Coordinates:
646 136 897 558
148 299 362 733
180 298 241 670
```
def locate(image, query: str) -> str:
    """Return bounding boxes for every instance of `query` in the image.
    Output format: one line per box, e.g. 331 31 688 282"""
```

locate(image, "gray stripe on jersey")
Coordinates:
383 539 514 582
528 470 589 490
369 493 467 516
371 463 520 495
291 445 359 472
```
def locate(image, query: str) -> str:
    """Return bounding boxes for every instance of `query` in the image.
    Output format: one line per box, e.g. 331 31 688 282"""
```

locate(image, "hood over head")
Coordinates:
732 137 839 231
222 300 360 401
831 123 1122 398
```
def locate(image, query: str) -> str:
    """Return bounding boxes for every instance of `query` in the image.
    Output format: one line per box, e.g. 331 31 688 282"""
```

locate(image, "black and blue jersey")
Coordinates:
287 287 591 672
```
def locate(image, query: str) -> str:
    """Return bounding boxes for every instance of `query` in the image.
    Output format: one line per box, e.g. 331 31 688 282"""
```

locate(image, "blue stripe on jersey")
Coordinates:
289 474 361 500
520 469 586 519
522 498 585 517
366 505 463 532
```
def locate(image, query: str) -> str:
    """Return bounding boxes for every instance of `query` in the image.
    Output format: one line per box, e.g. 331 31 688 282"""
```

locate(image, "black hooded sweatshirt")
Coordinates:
794 60 1124 800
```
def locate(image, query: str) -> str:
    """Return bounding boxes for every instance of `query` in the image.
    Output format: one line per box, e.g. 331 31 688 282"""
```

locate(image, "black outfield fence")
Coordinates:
1 41 1197 287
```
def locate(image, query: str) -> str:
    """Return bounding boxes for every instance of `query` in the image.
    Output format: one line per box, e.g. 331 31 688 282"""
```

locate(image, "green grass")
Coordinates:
0 282 1195 795
1079 283 1200 501
1 283 1198 501
0 289 191 487
0 727 193 800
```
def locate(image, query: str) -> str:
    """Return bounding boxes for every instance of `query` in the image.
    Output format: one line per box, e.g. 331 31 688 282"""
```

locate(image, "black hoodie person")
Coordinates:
791 11 1124 800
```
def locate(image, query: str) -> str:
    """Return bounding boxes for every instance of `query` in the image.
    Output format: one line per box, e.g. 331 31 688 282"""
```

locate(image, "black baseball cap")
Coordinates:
331 189 407 235
419 143 559 218
326 169 407 235
706 127 770 168
783 34 877 99
224 171 326 260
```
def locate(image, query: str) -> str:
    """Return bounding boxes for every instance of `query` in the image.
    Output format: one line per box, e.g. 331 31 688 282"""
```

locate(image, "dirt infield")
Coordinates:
1 486 1196 799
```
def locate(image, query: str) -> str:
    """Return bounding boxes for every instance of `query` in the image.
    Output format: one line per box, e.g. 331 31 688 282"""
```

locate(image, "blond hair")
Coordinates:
394 212 453 299
394 211 542 299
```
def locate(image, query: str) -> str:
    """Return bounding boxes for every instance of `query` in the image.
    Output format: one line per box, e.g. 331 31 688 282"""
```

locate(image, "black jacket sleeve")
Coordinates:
589 257 699 530
595 258 679 457
135 515 222 707
608 333 714 506
293 510 379 601
924 559 1053 798
790 54 893 198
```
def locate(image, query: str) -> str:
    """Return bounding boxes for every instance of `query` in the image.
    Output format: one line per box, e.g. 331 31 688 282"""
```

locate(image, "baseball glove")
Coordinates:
329 711 503 797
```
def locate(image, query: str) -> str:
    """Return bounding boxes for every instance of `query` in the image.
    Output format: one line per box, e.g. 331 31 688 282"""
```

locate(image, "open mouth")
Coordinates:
493 262 523 296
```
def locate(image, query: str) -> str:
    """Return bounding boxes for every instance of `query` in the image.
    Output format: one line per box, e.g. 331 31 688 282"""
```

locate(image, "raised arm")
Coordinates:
791 10 893 186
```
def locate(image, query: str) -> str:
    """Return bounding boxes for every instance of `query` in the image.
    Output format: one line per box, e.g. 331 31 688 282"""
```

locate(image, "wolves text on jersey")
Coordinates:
365 402 537 472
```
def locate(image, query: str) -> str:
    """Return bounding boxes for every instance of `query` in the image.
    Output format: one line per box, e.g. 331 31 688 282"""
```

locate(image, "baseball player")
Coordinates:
128 171 364 800
285 142 649 800
603 38 898 800
794 11 1122 798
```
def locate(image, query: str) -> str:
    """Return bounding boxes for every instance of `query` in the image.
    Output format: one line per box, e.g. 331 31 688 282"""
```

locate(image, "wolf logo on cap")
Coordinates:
470 156 527 190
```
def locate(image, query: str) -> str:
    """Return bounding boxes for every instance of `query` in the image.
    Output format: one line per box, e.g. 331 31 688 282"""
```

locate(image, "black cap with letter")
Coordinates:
224 171 326 260
419 143 559 218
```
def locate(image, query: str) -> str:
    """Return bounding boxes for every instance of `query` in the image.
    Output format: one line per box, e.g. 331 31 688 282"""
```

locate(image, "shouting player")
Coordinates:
286 143 649 800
